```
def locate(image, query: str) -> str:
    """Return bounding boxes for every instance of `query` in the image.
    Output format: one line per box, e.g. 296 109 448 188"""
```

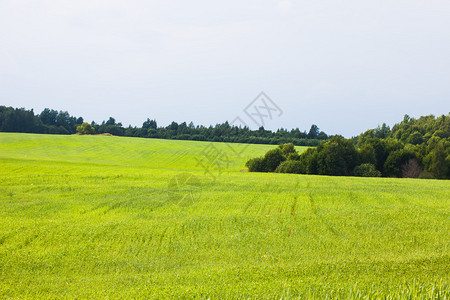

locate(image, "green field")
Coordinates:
0 133 449 299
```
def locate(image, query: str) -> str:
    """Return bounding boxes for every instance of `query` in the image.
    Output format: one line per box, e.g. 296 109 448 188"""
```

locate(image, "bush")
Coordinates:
418 170 434 179
76 122 95 135
263 148 286 172
245 157 266 172
275 160 304 174
278 143 297 157
297 147 319 174
353 163 381 177
316 136 359 176
287 152 301 161
401 159 422 178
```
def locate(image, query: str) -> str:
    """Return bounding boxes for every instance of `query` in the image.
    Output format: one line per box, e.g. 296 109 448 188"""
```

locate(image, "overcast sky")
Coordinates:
1 0 449 137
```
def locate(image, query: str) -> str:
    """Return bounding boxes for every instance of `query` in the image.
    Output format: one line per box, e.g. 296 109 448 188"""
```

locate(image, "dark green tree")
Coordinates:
383 149 416 177
142 118 157 130
308 124 320 139
424 142 449 178
105 117 116 126
407 131 423 145
245 157 266 172
316 136 359 176
263 148 286 172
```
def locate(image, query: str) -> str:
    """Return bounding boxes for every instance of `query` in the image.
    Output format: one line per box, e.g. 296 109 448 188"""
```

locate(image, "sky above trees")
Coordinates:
1 0 449 137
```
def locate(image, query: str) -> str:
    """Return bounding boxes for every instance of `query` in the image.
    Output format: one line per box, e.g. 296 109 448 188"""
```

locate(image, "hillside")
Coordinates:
0 133 449 298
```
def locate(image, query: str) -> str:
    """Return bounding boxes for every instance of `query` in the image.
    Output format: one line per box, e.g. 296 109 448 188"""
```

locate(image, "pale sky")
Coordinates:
1 0 449 137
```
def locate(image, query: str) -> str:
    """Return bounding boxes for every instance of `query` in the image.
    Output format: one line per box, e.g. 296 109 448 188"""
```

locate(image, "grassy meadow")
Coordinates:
0 132 449 299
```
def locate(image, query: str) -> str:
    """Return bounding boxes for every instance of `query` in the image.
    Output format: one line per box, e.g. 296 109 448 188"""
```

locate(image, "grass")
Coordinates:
0 132 449 299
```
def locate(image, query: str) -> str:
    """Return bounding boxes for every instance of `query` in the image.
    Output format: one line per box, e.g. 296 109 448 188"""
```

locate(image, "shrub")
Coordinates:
245 157 266 172
275 160 304 174
298 147 319 174
263 148 286 172
401 159 422 178
278 143 297 157
287 152 301 161
418 170 434 179
353 163 382 177
76 122 95 135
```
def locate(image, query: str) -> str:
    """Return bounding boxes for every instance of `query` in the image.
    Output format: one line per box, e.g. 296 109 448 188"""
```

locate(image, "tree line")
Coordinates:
0 106 328 146
246 114 450 179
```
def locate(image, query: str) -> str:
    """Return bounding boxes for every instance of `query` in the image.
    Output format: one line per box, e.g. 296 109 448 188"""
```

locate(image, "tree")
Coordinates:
403 114 410 123
308 124 320 139
407 132 423 145
142 118 157 130
383 149 416 177
317 131 328 140
424 142 449 179
39 108 58 125
76 122 95 135
263 148 286 172
278 143 297 157
105 117 116 126
359 143 377 166
167 121 178 131
245 157 266 172
377 123 389 139
316 136 359 176
0 106 42 133
297 147 319 174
